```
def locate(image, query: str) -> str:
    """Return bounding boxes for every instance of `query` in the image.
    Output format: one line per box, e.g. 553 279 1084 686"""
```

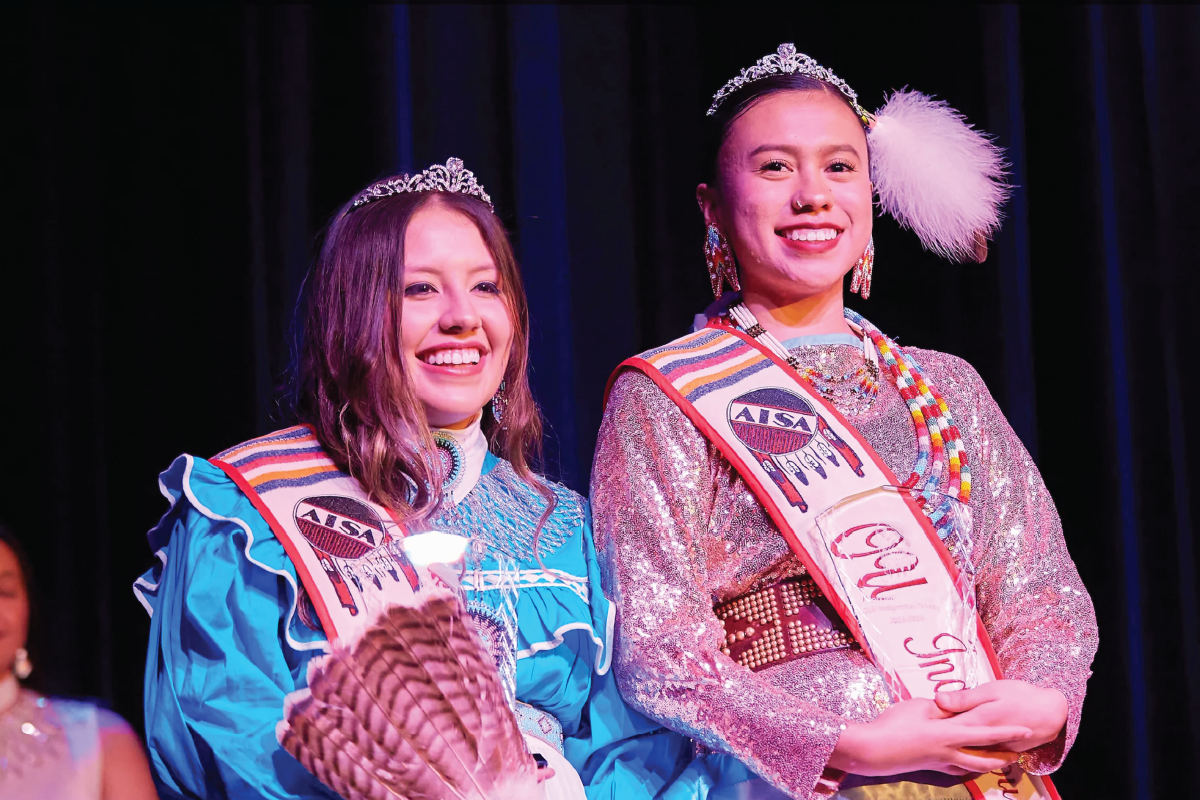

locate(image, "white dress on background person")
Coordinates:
0 673 109 800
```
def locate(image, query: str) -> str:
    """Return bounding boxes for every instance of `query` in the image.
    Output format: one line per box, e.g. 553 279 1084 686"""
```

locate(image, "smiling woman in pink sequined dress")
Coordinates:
591 45 1097 800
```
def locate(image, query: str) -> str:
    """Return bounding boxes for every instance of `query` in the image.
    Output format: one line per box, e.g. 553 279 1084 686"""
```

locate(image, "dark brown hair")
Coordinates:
0 522 41 690
703 73 863 183
293 185 543 520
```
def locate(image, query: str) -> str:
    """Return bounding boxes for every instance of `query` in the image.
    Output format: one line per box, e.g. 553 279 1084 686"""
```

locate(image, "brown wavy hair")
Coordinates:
293 184 544 521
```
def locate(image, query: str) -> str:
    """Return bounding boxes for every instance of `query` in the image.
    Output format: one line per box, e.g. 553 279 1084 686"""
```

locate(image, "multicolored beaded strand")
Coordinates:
842 309 971 507
727 304 971 518
798 362 881 406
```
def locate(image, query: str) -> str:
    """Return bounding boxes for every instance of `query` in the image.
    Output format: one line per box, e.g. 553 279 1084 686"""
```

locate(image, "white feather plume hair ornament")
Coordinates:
867 90 1010 262
707 45 1010 264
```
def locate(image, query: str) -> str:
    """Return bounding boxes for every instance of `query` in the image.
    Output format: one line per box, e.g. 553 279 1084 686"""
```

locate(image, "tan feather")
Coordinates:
305 640 460 793
277 693 394 800
280 688 429 799
278 592 540 800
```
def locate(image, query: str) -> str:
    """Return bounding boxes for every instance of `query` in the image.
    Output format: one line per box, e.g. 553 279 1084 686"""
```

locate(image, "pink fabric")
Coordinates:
591 342 1097 799
0 690 104 800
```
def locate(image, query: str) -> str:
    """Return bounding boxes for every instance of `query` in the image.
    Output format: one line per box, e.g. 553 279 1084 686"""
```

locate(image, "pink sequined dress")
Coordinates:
0 675 108 800
590 336 1098 799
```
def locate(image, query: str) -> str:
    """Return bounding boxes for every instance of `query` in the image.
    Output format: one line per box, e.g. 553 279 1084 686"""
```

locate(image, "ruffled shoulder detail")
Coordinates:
132 453 329 654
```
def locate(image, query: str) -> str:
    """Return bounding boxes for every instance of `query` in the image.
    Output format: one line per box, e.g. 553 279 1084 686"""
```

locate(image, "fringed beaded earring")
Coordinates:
704 224 741 298
491 380 509 429
849 236 875 299
13 647 32 680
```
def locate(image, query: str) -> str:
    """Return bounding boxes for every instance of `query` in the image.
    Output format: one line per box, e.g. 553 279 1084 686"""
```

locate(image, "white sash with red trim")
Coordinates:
210 425 422 643
613 324 1058 800
213 425 585 792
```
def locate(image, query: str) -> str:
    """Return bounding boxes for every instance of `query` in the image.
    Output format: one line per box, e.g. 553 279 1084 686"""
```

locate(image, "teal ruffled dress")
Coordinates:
136 447 693 800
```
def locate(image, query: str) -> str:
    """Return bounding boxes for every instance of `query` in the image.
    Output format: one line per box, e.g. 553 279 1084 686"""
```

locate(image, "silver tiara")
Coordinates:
707 43 871 124
351 157 494 211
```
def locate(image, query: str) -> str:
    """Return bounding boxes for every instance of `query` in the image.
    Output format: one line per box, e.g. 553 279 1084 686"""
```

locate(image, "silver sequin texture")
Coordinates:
590 343 1098 799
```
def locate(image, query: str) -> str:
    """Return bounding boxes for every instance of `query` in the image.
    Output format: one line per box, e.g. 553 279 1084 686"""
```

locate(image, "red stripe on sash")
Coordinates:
209 455 342 640
610 324 1059 800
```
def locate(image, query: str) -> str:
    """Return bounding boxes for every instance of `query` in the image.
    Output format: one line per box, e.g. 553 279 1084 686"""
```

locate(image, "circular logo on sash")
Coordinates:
293 495 385 560
727 387 816 455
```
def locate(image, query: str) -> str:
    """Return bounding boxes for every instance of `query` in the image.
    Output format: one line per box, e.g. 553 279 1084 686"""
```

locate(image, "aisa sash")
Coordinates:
611 323 1060 800
210 425 422 644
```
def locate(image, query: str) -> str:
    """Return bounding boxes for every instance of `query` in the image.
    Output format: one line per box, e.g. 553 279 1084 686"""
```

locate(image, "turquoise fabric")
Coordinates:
779 332 863 349
138 452 695 800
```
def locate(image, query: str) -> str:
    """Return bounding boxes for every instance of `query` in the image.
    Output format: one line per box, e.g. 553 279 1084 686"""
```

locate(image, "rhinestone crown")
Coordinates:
707 43 871 125
351 157 493 211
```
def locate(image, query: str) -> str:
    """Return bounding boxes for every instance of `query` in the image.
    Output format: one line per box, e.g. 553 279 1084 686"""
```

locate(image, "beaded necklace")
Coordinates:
797 361 880 414
726 304 971 509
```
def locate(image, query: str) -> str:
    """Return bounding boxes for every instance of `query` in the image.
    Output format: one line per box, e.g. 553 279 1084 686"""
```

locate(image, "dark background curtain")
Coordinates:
7 5 1198 798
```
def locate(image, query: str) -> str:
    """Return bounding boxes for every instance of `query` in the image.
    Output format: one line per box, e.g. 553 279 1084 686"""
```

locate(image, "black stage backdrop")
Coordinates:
7 6 1198 798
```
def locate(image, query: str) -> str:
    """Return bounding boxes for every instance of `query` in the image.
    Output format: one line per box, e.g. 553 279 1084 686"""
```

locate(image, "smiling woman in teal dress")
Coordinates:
136 159 690 800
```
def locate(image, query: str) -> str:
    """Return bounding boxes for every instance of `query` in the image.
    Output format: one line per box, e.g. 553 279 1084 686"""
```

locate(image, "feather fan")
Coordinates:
868 89 1010 262
277 593 539 800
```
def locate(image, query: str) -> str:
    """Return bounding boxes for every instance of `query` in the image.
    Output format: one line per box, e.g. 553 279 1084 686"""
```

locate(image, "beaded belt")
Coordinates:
514 701 564 755
714 573 856 671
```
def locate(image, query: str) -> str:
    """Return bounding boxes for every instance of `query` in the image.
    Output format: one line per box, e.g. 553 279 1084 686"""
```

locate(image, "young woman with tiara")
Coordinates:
136 159 690 800
592 46 1097 799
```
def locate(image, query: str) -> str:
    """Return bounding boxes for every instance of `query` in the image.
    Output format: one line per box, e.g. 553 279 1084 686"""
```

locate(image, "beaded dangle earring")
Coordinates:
704 224 741 298
13 647 32 680
491 380 509 429
849 236 875 299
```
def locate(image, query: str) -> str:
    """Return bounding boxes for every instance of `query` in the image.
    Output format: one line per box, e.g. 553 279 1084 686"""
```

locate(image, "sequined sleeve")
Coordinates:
591 370 845 799
927 351 1099 774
